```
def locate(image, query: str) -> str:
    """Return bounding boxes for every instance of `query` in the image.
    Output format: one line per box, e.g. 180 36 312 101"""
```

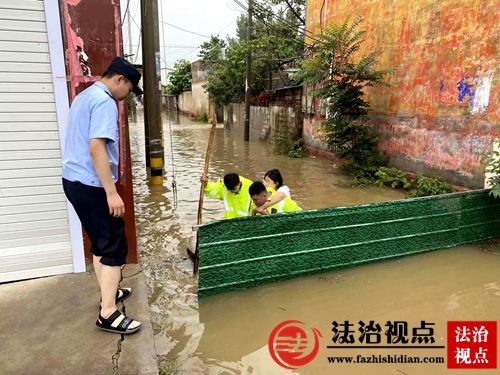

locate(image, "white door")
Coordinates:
0 0 84 283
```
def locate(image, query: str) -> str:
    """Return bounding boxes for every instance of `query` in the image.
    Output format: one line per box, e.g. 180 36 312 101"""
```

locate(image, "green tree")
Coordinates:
198 36 226 62
297 16 395 176
165 59 192 97
199 0 305 105
266 0 306 26
201 37 249 104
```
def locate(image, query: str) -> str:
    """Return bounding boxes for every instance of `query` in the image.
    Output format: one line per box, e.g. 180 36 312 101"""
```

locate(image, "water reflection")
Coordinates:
130 111 500 374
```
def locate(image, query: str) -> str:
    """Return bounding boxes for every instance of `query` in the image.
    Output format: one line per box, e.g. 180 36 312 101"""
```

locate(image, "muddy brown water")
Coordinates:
130 112 500 375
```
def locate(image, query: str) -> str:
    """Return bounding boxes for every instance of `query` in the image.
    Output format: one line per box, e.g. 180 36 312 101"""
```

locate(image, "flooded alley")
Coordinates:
130 112 500 375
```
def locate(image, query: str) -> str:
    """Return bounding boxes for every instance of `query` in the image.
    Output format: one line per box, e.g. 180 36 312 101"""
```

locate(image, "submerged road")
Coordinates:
130 111 500 375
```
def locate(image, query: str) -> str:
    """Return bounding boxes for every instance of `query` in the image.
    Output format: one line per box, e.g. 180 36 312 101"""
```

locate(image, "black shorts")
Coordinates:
62 178 128 267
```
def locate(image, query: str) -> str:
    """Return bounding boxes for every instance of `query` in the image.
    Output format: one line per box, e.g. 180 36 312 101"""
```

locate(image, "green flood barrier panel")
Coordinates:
198 189 500 299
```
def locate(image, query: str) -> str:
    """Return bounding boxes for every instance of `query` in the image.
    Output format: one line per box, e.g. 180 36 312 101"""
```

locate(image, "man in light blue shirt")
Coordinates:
62 81 120 187
62 57 143 335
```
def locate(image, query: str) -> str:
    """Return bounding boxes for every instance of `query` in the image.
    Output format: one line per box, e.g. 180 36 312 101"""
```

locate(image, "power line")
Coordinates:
227 0 246 13
128 12 142 33
132 0 140 20
216 19 237 35
234 0 321 43
234 0 304 43
159 0 179 208
133 31 142 64
240 0 306 33
250 0 310 33
128 44 200 48
159 20 211 39
121 0 131 26
160 55 172 69
178 47 200 60
159 0 168 70
163 44 201 47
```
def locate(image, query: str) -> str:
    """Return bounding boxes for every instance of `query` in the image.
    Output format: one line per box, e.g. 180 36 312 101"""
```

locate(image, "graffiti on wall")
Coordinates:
453 70 494 118
305 0 500 187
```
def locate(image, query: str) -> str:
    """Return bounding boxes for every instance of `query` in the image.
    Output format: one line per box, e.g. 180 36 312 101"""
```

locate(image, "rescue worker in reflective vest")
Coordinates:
249 181 302 215
200 172 254 219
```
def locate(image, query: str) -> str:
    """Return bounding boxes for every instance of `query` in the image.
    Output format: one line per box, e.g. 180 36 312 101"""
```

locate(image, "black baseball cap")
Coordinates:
107 56 144 96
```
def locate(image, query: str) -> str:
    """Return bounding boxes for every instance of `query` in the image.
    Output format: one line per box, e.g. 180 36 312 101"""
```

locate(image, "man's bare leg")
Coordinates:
100 264 120 318
99 264 141 330
95 255 130 305
93 255 103 288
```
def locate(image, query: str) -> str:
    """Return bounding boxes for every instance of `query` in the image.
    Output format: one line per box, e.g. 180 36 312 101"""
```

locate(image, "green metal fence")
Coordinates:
198 189 500 299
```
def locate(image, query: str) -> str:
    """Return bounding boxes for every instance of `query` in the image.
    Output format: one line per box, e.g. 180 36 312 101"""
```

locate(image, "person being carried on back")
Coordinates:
200 172 254 219
253 169 291 215
249 181 302 215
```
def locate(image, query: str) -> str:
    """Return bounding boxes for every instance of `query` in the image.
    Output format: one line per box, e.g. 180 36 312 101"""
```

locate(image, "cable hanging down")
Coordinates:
159 0 179 209
167 113 178 210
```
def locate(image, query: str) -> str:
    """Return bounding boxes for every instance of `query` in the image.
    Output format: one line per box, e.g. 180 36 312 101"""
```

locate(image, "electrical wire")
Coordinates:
252 0 310 33
216 19 237 35
227 0 246 13
166 108 178 209
123 1 178 208
128 12 142 32
133 31 142 64
233 0 322 44
249 0 311 35
132 0 140 20
177 47 200 61
158 2 171 72
121 0 131 26
159 21 211 39
233 0 314 54
160 0 178 209
173 19 240 62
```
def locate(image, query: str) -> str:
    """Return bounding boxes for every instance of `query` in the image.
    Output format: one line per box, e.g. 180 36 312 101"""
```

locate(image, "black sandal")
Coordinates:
99 288 132 309
96 310 142 334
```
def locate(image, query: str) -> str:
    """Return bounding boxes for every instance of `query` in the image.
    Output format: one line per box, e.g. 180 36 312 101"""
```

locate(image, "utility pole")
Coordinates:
141 0 164 184
244 0 253 142
140 6 150 168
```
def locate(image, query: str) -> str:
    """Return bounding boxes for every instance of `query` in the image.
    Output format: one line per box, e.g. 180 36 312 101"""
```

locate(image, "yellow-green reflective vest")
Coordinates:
204 176 253 219
251 187 302 215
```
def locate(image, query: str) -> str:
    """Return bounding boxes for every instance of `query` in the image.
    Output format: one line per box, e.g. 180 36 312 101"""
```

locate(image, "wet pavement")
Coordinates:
0 263 158 375
130 111 500 374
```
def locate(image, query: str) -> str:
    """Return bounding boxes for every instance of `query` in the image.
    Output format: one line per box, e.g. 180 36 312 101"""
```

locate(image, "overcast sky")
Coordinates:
120 0 245 82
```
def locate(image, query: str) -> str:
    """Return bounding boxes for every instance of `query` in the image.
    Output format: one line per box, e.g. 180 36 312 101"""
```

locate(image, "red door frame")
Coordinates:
58 0 138 263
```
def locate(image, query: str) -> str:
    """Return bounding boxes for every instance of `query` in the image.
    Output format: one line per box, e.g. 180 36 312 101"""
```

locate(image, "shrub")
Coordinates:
374 167 409 189
372 167 454 197
194 113 208 123
406 174 454 198
481 138 500 198
273 126 306 158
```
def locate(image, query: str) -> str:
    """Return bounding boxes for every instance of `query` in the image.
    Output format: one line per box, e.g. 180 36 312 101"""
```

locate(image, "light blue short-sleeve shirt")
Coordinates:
62 82 119 187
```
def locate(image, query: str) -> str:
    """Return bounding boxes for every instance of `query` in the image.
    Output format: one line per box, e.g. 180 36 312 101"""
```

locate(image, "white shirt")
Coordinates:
277 185 291 198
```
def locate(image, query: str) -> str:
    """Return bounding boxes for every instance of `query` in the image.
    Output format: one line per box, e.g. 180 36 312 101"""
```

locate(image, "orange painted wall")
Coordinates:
305 0 500 188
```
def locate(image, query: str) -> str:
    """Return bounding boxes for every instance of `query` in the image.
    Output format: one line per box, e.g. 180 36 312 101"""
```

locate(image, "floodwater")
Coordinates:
130 111 500 375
